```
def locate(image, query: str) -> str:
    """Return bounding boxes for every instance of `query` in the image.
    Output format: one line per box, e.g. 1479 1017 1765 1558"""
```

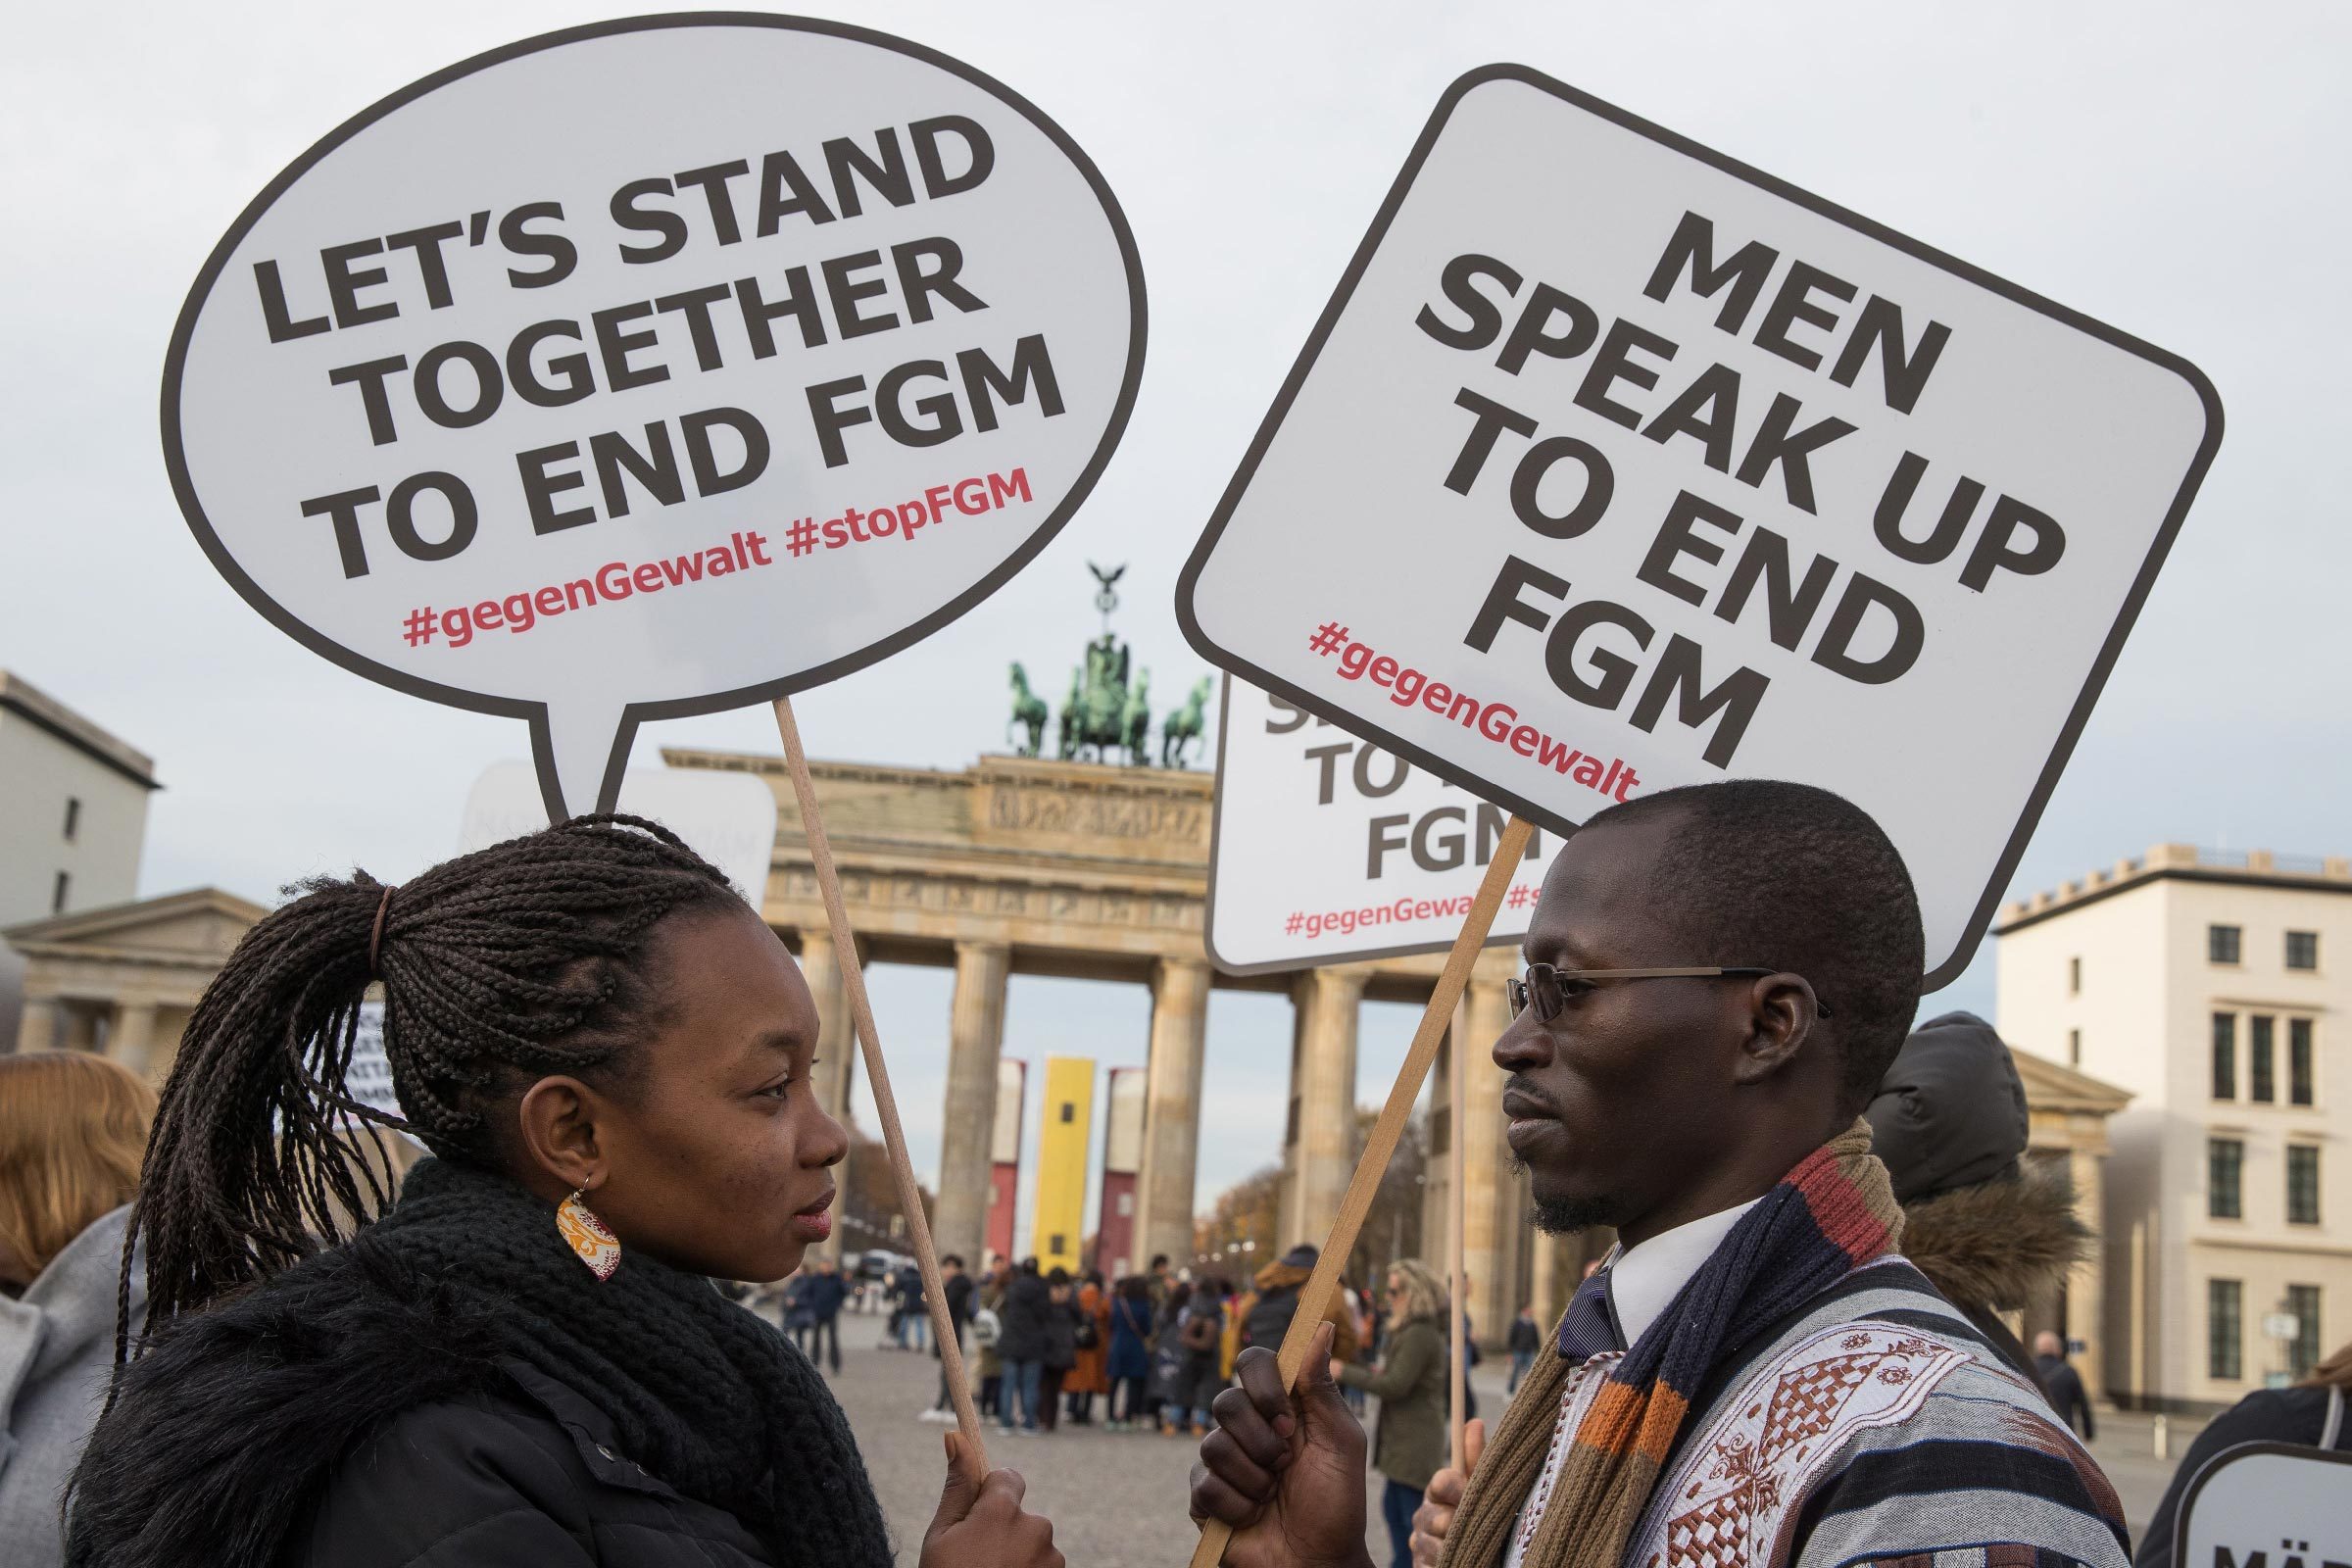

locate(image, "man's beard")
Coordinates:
1513 1157 1630 1236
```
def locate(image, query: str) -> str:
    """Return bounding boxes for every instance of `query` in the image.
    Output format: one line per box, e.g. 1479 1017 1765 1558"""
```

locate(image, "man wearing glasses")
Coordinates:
1193 779 2127 1568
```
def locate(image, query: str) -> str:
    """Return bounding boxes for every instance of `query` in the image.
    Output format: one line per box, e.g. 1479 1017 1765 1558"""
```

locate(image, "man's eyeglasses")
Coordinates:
1505 962 1834 1023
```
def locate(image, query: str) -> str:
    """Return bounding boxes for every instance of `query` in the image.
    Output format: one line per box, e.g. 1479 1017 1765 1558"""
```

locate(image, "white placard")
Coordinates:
1207 677 1555 972
2173 1443 2351 1568
167 16 1144 822
459 760 779 904
1178 67 2219 987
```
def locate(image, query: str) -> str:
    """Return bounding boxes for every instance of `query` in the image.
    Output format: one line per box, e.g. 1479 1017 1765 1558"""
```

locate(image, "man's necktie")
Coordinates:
1554 1269 1623 1362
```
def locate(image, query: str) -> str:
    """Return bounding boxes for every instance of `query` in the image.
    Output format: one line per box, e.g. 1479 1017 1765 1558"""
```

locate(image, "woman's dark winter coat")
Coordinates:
63 1159 888 1568
995 1272 1053 1363
1106 1294 1154 1383
1039 1294 1079 1372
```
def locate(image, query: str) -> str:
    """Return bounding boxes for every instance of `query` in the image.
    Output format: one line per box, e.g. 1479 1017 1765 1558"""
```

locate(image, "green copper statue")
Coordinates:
1014 564 1211 769
1007 663 1048 757
1119 669 1152 766
1161 676 1212 768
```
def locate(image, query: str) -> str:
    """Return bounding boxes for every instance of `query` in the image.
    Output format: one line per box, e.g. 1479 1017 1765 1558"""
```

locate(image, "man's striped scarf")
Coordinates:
1440 1121 1903 1568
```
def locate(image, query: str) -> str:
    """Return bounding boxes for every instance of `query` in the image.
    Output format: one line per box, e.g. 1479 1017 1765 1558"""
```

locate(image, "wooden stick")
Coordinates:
1189 814 1531 1568
772 697 987 1470
1448 982 1468 1473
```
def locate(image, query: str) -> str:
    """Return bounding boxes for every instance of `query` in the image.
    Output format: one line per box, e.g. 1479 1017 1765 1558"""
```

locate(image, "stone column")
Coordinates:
2069 1142 2108 1403
15 995 59 1054
1135 957 1211 1272
1528 1229 1561 1330
1289 966 1366 1249
932 942 1009 1266
108 1002 159 1078
795 929 855 1259
1457 977 1514 1346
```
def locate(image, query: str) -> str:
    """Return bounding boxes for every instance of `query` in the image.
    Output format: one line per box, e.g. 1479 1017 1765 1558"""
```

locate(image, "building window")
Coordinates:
1058 1102 1075 1124
2208 1278 2243 1380
2208 1138 2244 1219
2210 924 2242 964
2212 1012 2236 1100
2290 1018 2316 1106
2068 1028 2082 1067
2287 1285 2323 1381
2288 1146 2322 1225
2286 931 2319 971
50 870 69 915
2250 1015 2276 1103
63 797 80 841
2069 956 2081 995
1049 1232 1066 1254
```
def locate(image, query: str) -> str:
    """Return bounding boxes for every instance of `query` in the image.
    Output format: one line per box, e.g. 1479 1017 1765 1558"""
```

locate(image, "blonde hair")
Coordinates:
0 1053 157 1279
1385 1258 1449 1327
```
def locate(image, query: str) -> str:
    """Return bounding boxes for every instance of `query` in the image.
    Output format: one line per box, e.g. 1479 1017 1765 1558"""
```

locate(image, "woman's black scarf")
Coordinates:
66 1158 890 1567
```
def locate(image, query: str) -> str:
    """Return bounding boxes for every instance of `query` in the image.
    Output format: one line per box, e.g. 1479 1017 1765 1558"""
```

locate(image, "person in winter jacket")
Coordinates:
1105 1274 1156 1430
1035 1269 1080 1433
1063 1272 1110 1425
0 1054 157 1568
1504 1306 1541 1395
1174 1281 1228 1435
1334 1260 1452 1568
996 1259 1053 1435
1864 1010 2091 1392
62 818 1061 1568
1230 1245 1360 1364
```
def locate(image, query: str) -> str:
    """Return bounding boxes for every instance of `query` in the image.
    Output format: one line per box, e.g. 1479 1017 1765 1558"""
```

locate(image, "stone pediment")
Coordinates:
4 887 266 962
2010 1045 2132 1114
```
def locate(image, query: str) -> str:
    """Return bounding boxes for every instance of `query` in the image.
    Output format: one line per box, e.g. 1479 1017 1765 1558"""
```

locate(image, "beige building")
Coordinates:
1997 845 2352 1411
0 671 160 1045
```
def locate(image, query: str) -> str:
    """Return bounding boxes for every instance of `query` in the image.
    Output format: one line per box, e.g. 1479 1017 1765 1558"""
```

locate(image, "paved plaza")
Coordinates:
809 1316 2197 1564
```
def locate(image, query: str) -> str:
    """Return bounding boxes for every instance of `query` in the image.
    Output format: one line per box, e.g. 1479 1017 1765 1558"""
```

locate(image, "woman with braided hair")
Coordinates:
62 816 1062 1568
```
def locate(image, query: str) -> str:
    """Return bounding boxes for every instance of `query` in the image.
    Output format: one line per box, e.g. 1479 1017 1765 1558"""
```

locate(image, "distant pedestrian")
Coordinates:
1337 1259 1452 1568
1105 1274 1156 1430
1505 1305 1540 1395
1064 1270 1110 1425
892 1261 927 1351
1174 1279 1226 1435
972 1264 1007 1418
920 1254 975 1422
996 1258 1051 1436
1037 1268 1080 1432
1232 1244 1359 1364
1149 1281 1196 1434
0 1054 157 1568
2031 1331 2093 1440
798 1256 847 1374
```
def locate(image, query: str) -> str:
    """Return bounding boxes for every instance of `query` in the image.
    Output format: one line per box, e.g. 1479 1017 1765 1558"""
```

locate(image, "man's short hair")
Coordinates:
1586 779 1923 1115
941 1253 964 1268
1150 1253 1169 1269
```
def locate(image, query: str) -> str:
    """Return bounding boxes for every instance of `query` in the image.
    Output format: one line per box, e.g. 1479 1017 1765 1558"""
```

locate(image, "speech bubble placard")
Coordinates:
167 15 1145 821
1179 67 2218 988
1206 675 1558 973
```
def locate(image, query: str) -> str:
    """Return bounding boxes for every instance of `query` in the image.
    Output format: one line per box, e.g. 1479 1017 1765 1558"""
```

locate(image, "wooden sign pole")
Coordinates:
773 697 987 1468
1190 814 1530 1568
1447 982 1468 1473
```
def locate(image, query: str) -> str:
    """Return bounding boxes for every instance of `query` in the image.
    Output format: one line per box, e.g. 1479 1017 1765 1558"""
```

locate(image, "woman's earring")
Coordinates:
557 1188 621 1282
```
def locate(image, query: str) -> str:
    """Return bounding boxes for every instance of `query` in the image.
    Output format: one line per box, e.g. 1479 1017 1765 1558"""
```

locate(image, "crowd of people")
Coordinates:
3 792 2350 1568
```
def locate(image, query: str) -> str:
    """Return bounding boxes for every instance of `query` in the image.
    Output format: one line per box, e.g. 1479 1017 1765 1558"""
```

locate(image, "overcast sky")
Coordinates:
7 1 2346 1249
